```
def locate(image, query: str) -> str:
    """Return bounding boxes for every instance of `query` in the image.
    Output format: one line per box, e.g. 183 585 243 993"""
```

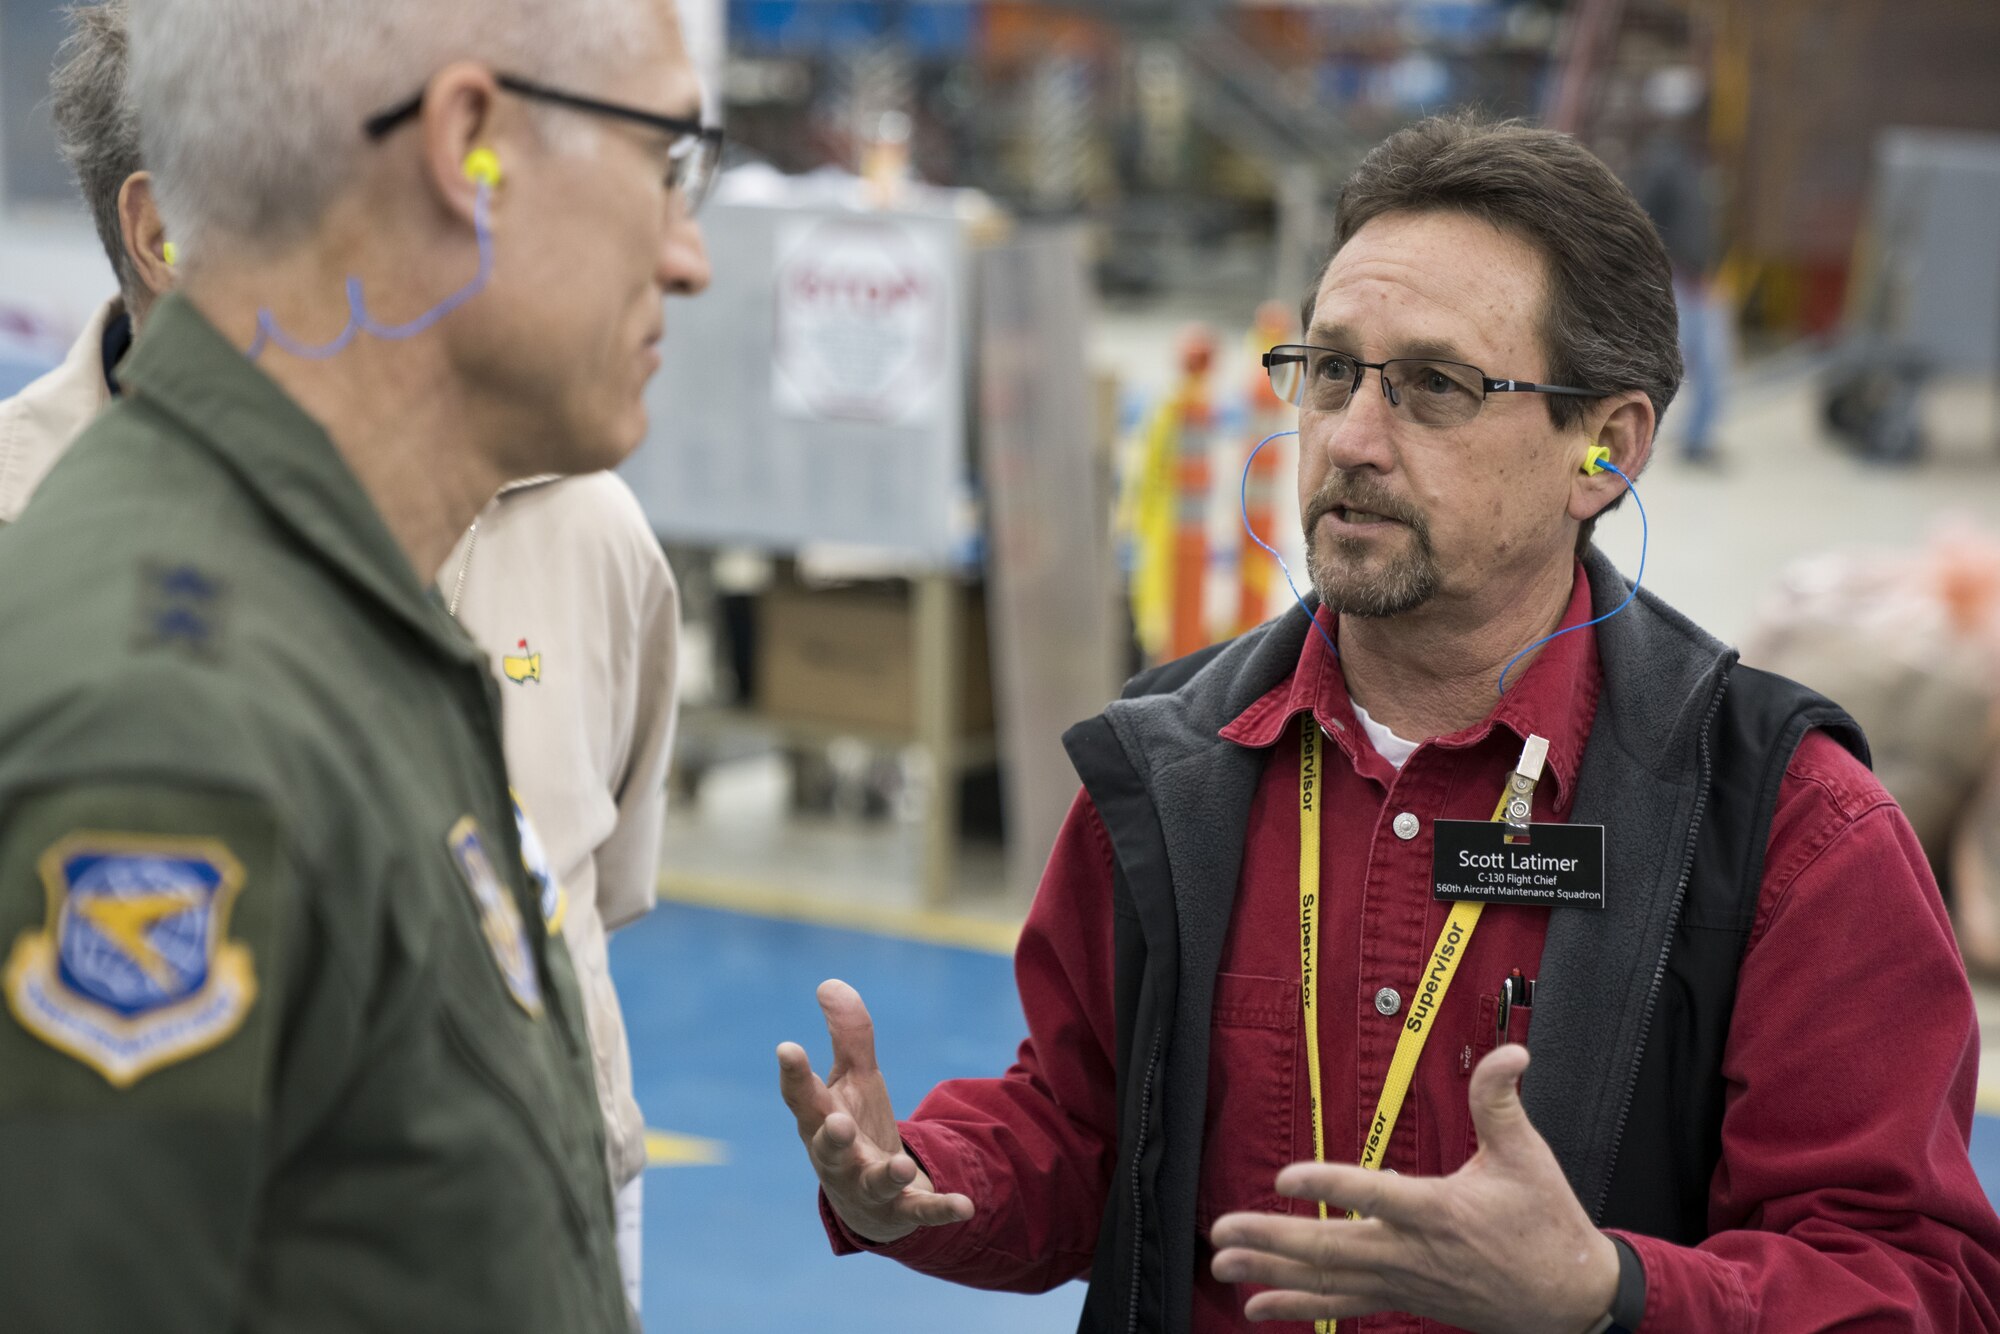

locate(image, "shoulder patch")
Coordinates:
510 792 568 935
446 817 544 1016
2 832 257 1087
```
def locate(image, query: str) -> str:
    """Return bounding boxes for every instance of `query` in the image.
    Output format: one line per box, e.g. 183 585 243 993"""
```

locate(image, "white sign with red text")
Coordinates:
772 217 950 425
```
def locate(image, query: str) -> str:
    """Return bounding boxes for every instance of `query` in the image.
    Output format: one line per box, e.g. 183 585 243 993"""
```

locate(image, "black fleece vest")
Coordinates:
1062 556 1867 1334
1594 664 1865 1237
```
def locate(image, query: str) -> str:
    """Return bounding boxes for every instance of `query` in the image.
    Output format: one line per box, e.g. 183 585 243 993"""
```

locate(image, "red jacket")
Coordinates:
829 569 2000 1331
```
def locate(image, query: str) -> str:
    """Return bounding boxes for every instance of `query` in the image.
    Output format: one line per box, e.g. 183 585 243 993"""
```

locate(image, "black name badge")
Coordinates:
1432 820 1606 909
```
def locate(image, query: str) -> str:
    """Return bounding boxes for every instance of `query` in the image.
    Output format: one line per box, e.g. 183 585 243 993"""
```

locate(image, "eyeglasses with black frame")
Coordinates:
1262 344 1605 428
363 73 725 215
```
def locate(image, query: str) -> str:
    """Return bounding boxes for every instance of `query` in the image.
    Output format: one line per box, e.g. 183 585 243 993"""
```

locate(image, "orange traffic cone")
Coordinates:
1169 325 1218 661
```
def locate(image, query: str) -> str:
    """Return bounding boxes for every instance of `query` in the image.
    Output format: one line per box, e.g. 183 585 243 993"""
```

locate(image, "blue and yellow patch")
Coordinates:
510 792 568 936
446 817 543 1017
2 833 257 1087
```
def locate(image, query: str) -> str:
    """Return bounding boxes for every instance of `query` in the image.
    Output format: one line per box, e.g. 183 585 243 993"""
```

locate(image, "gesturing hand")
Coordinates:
1209 1045 1619 1334
776 978 976 1245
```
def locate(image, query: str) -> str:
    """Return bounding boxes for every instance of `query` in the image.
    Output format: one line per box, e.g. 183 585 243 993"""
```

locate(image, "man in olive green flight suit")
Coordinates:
0 1 713 1329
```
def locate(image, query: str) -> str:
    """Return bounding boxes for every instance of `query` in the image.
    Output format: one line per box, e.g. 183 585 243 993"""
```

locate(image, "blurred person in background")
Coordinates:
0 0 711 1327
778 114 2000 1333
1632 65 1728 466
0 4 701 1308
0 0 155 525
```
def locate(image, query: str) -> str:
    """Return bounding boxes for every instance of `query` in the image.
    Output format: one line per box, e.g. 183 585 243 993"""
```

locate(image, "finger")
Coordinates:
854 1149 922 1204
1273 1162 1428 1225
889 1189 978 1229
1242 1286 1384 1324
817 978 882 1080
1211 1248 1389 1305
809 1111 872 1179
1209 1210 1386 1272
776 1042 836 1134
1467 1043 1535 1160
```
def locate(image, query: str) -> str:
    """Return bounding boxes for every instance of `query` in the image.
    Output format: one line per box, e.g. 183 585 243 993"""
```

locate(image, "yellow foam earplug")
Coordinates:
1582 444 1612 476
161 241 178 267
462 147 503 188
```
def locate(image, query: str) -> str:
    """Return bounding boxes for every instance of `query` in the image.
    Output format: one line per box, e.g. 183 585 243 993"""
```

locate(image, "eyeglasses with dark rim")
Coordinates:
363 72 724 215
1262 343 1605 428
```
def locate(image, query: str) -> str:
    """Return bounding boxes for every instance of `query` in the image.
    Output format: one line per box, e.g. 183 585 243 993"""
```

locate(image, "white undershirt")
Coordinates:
1350 696 1420 770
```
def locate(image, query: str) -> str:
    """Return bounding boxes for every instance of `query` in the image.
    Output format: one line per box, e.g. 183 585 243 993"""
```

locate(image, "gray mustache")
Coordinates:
1304 479 1427 533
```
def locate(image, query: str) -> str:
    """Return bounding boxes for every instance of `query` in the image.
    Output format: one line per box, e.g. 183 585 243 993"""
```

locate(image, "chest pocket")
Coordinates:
1196 972 1301 1234
1462 991 1533 1162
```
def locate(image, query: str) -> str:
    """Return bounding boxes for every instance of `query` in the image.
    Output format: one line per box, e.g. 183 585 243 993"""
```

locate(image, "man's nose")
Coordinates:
1315 370 1401 473
660 205 711 297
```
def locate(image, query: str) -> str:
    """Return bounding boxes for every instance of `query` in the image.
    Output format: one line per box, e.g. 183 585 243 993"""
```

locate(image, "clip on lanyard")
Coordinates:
1497 970 1535 1044
1298 716 1548 1333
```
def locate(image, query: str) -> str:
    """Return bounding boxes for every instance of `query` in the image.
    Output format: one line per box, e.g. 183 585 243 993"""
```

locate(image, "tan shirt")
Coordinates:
442 473 678 1189
0 300 118 525
0 297 677 1191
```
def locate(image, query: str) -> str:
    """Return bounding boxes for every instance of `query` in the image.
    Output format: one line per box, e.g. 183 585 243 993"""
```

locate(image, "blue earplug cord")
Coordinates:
1495 458 1645 694
246 180 497 361
1240 429 1342 664
1236 435 1647 697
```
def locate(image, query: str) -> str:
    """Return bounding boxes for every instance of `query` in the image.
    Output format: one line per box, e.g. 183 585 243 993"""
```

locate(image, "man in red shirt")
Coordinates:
777 115 2000 1332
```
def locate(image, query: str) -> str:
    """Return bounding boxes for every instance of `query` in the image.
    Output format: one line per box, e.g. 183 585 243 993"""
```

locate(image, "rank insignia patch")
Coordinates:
132 561 229 660
446 817 543 1016
2 833 257 1087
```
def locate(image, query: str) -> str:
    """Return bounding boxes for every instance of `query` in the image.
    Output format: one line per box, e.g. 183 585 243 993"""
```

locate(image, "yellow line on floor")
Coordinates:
657 872 1021 956
1979 1081 2000 1119
645 1129 728 1168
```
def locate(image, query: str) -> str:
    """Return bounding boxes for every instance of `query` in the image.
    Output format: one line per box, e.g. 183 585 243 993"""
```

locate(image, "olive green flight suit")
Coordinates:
0 295 629 1333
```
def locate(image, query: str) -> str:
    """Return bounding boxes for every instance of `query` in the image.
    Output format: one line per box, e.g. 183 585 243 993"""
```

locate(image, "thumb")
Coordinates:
1467 1043 1536 1160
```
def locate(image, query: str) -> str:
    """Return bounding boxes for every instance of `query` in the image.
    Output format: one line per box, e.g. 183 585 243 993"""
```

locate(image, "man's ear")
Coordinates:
411 62 511 229
1568 391 1654 523
117 171 175 310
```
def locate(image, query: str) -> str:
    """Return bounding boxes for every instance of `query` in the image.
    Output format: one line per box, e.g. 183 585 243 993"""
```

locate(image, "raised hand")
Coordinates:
776 978 976 1245
1210 1045 1618 1334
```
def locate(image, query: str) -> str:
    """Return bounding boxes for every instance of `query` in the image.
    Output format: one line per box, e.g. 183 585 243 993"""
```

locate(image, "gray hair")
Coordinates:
49 1 143 307
128 0 659 257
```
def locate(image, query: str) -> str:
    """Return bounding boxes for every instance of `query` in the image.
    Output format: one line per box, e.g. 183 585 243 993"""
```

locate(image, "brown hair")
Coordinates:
1310 113 1682 548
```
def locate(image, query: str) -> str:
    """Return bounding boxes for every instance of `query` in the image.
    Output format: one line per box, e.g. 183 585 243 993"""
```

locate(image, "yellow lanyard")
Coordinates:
1297 714 1544 1334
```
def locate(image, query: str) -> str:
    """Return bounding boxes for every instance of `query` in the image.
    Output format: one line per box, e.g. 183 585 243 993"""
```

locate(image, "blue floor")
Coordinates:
613 902 2000 1333
614 902 1086 1332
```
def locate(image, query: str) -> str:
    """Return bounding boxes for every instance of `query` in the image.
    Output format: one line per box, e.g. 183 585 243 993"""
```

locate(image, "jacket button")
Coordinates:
1392 812 1420 840
1374 987 1402 1017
